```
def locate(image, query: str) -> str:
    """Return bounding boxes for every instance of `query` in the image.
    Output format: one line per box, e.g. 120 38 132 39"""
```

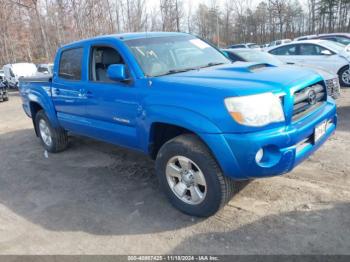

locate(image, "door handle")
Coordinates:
86 91 93 98
53 88 60 95
286 62 295 65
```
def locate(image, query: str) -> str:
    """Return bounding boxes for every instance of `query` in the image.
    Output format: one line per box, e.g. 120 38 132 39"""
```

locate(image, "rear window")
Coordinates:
59 48 83 80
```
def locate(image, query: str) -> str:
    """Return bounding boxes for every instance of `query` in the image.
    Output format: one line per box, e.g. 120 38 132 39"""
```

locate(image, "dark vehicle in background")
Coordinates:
0 69 8 102
222 48 341 99
228 43 261 50
295 33 350 46
0 81 8 102
0 69 4 82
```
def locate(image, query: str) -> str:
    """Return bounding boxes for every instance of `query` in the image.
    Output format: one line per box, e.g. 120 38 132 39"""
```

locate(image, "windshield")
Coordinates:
125 35 230 77
335 37 350 45
234 49 283 65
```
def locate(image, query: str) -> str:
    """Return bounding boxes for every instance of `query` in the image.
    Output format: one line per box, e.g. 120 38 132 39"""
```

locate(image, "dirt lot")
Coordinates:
0 89 349 255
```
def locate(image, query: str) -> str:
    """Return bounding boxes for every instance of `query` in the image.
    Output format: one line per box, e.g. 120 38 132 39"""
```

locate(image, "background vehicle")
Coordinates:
3 63 37 88
0 69 4 82
222 48 341 99
295 33 350 46
37 63 54 74
0 81 8 102
19 33 336 217
228 43 261 49
267 40 350 86
267 39 292 47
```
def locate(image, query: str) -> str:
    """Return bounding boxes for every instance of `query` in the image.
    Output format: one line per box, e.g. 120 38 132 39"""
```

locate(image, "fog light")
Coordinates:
255 148 264 163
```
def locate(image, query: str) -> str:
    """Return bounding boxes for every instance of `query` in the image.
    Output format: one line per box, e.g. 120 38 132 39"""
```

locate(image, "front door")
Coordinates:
83 44 141 149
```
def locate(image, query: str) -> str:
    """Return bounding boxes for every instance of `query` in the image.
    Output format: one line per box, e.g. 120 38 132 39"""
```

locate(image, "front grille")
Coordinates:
325 78 340 99
292 83 326 121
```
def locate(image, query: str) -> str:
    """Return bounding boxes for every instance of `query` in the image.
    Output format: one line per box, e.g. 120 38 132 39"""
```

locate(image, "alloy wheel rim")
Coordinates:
165 156 207 205
342 69 350 85
39 119 52 147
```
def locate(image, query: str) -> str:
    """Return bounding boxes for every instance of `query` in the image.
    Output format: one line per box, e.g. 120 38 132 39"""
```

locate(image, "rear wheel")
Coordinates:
35 110 68 153
339 66 350 87
155 134 236 217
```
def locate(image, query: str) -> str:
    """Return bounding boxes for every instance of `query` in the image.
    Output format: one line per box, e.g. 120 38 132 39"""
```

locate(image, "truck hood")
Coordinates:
152 62 322 96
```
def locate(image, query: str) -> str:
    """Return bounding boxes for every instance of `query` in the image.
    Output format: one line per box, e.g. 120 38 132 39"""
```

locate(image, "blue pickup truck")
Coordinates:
19 32 337 217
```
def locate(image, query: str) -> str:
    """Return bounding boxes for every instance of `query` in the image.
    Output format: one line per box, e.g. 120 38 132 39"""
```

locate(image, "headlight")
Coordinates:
224 93 285 127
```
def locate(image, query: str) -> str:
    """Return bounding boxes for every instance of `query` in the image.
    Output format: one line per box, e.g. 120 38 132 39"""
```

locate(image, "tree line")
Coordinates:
0 0 349 65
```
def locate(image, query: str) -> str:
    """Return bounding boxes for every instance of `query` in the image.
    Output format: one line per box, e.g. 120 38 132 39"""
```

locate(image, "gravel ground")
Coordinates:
0 90 349 255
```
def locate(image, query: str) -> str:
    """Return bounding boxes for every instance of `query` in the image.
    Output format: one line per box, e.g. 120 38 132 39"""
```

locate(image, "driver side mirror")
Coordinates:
107 64 127 81
321 50 332 56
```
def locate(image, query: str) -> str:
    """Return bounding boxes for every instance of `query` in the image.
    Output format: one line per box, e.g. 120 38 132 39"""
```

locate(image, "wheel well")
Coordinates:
149 123 195 159
337 65 349 76
29 102 43 136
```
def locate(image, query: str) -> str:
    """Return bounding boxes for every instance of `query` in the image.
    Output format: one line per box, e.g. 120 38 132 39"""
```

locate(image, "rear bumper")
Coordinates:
202 101 337 180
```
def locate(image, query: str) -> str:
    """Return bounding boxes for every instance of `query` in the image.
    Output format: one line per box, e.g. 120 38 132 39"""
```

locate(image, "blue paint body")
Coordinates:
19 32 337 180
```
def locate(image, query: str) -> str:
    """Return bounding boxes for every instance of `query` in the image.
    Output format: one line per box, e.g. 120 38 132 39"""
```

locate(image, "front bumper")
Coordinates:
202 101 337 180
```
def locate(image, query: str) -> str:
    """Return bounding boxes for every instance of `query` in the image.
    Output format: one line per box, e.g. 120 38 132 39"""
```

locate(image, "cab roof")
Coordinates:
60 32 191 49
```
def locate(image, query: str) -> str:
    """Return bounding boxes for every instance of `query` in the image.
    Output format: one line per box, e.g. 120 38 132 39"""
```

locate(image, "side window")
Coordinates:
59 48 83 80
90 46 125 82
269 45 297 56
299 44 329 55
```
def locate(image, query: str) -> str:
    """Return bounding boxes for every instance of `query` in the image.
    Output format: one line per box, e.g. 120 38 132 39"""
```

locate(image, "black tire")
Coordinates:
155 134 235 217
35 110 68 153
338 66 350 87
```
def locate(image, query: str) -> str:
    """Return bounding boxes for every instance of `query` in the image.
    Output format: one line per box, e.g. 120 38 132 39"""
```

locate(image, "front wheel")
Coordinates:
155 134 235 217
339 66 350 87
35 110 69 153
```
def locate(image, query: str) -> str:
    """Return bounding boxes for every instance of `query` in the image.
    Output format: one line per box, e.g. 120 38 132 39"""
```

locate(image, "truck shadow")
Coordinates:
0 128 250 236
170 202 350 254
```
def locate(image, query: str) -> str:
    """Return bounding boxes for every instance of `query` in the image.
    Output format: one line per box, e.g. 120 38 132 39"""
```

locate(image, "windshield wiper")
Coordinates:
154 62 226 77
156 67 199 77
199 62 226 69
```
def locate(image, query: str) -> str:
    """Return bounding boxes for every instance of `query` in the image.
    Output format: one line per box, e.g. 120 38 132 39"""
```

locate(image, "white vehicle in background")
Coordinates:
3 63 37 88
37 63 54 75
267 40 350 86
228 43 261 50
267 39 292 47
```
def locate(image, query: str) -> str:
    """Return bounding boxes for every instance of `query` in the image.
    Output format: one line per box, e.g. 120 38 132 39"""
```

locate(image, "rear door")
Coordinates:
51 46 89 132
295 43 341 74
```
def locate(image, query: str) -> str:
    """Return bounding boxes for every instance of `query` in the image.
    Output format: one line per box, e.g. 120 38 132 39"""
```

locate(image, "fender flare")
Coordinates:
27 88 60 128
144 104 222 135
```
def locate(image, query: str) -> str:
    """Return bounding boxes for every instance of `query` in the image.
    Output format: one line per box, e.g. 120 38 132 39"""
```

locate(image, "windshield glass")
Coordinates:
335 37 350 45
125 35 230 77
234 49 283 65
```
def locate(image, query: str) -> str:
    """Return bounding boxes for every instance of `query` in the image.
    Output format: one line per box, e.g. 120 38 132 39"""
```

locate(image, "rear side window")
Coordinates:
298 44 328 55
269 45 297 55
59 48 83 80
